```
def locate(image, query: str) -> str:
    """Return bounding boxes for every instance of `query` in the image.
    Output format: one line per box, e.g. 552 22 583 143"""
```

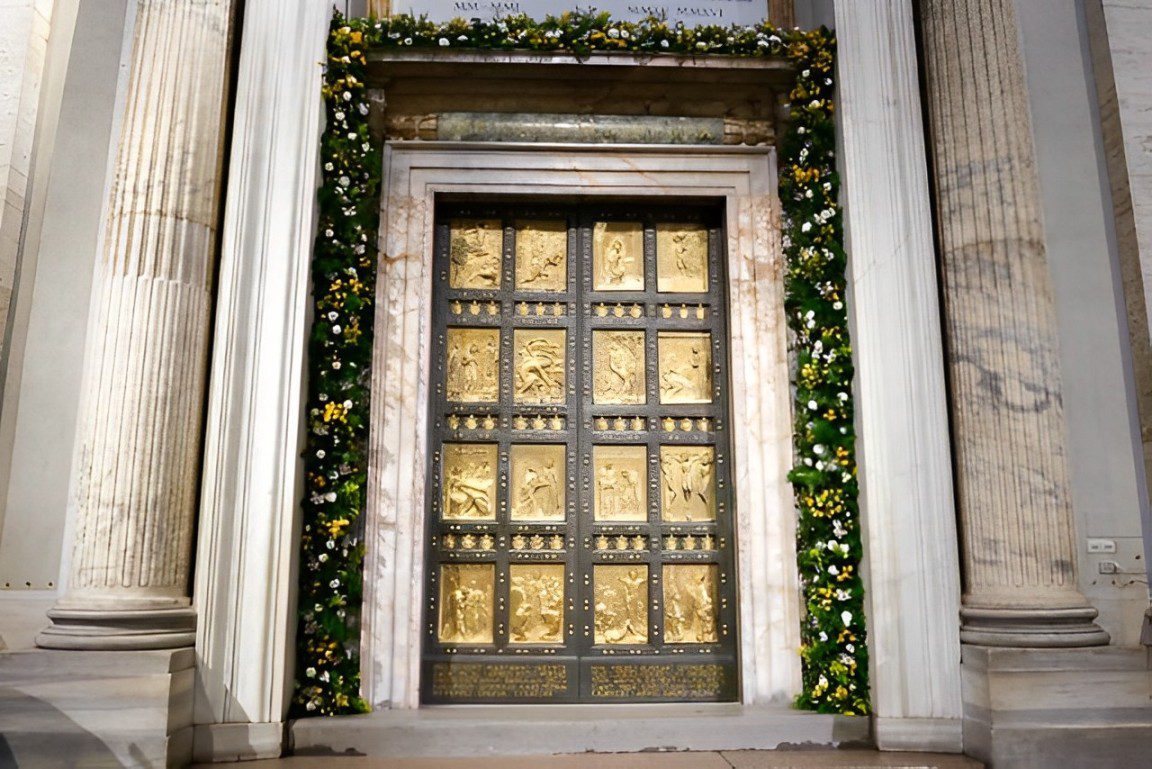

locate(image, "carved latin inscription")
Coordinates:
593 330 645 405
593 222 644 291
515 220 567 292
450 218 502 289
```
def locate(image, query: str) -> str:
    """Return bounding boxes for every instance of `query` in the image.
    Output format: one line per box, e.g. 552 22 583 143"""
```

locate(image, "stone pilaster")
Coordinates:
37 0 234 649
919 0 1109 646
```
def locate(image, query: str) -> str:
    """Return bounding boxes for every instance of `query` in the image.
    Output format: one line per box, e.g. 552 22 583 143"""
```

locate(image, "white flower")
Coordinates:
608 28 620 38
801 222 812 233
324 492 337 502
305 701 317 711
342 91 352 102
332 325 342 335
457 34 468 41
318 553 328 563
339 175 350 187
329 578 341 588
326 539 336 550
438 37 449 46
403 37 412 45
332 361 342 370
660 39 670 48
324 162 334 171
819 631 828 642
813 444 825 455
837 391 849 402
841 610 853 626
343 399 353 409
305 667 317 678
358 103 369 115
335 111 345 121
807 400 818 411
833 301 843 310
828 565 839 575
327 311 338 321
316 449 326 458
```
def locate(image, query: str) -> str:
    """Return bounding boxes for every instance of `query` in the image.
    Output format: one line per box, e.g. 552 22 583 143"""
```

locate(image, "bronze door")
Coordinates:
421 201 738 703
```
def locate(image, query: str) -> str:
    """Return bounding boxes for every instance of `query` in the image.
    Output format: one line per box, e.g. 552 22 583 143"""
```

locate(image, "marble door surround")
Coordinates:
361 144 802 708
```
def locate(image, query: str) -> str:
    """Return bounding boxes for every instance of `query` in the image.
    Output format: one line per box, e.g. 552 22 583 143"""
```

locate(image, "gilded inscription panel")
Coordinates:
509 564 565 644
594 564 649 645
513 328 566 404
658 331 712 404
515 220 567 292
431 663 569 700
438 563 495 644
449 218 502 289
590 664 726 699
510 443 566 521
592 222 644 291
656 224 709 293
659 445 716 522
592 444 647 522
445 327 499 402
662 564 719 644
593 330 645 405
442 442 497 521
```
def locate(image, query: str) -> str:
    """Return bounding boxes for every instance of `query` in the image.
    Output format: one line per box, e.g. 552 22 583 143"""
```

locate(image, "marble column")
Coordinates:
919 0 1108 647
36 0 234 649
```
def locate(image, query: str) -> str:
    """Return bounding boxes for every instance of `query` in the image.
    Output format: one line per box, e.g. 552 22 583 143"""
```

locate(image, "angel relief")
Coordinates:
450 219 502 289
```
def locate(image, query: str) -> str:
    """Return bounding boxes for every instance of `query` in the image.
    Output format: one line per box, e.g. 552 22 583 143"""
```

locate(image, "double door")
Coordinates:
421 200 737 703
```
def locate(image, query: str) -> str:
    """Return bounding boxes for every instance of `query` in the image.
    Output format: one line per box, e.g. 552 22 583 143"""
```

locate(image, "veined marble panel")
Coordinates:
362 144 799 708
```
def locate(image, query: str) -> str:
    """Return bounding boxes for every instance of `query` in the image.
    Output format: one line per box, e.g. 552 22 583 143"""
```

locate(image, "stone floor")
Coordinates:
193 751 983 768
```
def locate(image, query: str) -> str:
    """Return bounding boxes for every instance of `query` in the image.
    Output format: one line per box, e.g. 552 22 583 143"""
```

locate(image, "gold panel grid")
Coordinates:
593 222 644 291
658 331 712 404
445 327 500 403
510 443 566 521
442 442 498 521
513 328 566 404
593 445 647 522
438 563 495 644
659 445 716 522
594 565 649 645
515 220 567 292
449 219 503 289
509 564 566 644
656 224 709 293
662 564 719 644
592 330 646 405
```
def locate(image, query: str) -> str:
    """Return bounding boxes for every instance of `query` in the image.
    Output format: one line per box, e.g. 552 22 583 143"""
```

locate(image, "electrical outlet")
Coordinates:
1087 538 1117 554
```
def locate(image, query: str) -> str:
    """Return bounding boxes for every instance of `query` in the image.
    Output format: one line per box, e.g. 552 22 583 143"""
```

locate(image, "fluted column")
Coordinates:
919 0 1109 647
37 0 234 649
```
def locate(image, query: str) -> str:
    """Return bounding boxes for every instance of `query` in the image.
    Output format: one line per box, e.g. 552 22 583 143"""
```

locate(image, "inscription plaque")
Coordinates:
431 663 570 700
590 664 727 699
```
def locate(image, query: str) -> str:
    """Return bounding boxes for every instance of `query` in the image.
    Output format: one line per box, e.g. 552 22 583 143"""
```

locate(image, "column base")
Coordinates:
960 605 1110 647
35 606 196 650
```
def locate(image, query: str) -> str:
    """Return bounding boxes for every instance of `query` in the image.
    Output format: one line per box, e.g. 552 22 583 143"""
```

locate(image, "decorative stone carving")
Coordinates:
37 0 235 650
919 0 1107 647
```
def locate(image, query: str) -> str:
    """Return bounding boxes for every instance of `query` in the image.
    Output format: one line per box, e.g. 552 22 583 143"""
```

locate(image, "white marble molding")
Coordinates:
834 0 963 752
362 143 801 708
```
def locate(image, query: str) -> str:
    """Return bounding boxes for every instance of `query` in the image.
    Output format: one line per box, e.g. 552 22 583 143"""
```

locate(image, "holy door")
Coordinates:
421 201 738 703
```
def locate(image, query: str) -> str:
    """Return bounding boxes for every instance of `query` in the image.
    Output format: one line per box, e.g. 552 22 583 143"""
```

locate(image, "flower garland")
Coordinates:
294 10 867 718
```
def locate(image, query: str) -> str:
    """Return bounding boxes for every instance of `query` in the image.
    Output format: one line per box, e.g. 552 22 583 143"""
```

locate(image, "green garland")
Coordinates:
294 10 867 718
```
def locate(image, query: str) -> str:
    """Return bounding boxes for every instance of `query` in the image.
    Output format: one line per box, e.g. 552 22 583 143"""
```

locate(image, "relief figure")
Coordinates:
658 332 712 404
593 222 644 291
514 330 565 404
446 328 499 402
509 564 565 643
593 330 645 405
594 565 648 644
660 445 715 522
663 564 718 644
656 224 709 293
516 220 567 292
439 564 494 644
450 219 502 289
442 443 497 521
511 444 566 521
593 445 646 522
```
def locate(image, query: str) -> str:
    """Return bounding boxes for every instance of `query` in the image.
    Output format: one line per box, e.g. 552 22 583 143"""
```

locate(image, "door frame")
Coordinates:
361 142 800 708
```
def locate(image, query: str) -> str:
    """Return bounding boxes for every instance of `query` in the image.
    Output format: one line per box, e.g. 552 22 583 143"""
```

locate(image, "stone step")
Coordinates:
290 704 874 758
197 750 984 768
0 648 194 684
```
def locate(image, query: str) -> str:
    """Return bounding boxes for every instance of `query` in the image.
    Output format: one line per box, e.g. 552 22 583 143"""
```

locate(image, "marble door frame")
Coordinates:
360 143 802 708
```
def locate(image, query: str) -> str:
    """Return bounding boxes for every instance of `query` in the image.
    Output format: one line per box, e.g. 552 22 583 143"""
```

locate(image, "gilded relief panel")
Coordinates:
592 222 644 291
594 565 649 644
449 218 503 289
592 445 647 522
514 328 566 404
656 224 709 293
662 564 719 644
659 445 716 522
510 443 566 521
515 220 567 292
445 327 499 402
658 331 712 404
438 563 496 644
592 330 645 405
442 442 497 521
509 564 566 644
